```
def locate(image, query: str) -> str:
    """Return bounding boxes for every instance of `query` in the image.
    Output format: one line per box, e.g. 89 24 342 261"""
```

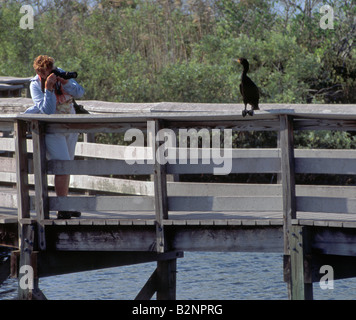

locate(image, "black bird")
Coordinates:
235 58 259 117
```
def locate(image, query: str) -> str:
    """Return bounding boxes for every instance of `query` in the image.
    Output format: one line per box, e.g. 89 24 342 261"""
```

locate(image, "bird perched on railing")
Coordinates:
235 58 260 117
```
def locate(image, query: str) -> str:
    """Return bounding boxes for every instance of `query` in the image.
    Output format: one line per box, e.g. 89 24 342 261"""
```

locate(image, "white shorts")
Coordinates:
45 132 78 161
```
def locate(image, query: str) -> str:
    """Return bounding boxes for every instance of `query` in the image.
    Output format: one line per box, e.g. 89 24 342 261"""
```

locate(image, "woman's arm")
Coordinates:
29 80 57 114
62 79 85 99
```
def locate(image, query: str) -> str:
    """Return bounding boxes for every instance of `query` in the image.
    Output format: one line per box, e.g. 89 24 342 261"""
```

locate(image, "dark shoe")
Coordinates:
70 211 81 218
57 211 72 219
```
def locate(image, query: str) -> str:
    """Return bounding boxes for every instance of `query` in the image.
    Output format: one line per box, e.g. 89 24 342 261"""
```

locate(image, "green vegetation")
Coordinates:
0 0 355 104
1 0 355 154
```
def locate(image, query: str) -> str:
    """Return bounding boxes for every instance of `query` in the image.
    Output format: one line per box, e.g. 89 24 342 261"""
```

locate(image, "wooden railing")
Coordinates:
1 102 356 238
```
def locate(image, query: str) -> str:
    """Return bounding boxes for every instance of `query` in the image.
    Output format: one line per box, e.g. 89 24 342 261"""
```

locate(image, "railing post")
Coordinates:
14 119 30 220
14 120 45 299
280 115 297 299
153 119 168 253
152 119 177 300
31 120 48 250
280 115 296 244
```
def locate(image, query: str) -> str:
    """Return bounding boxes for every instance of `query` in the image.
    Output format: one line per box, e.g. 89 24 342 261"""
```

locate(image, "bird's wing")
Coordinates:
244 77 259 100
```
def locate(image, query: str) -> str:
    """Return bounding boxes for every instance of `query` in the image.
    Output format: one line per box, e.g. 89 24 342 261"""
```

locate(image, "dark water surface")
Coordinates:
1 252 356 300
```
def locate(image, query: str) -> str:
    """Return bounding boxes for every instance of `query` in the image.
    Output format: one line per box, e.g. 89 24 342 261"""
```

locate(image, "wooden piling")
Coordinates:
289 225 313 300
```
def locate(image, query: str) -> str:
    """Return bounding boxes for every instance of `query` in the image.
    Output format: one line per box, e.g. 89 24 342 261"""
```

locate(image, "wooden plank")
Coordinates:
31 121 49 220
0 157 34 174
46 122 148 134
152 120 168 253
49 224 284 252
69 175 154 196
2 99 355 117
31 120 48 251
0 137 33 153
14 120 30 219
0 158 16 173
47 195 282 212
48 196 155 212
297 196 356 214
294 118 356 131
0 76 32 85
172 225 284 252
168 196 282 212
75 142 152 160
167 157 280 174
167 119 280 131
47 158 280 175
280 115 296 256
0 84 24 91
0 138 15 151
47 159 154 175
52 226 156 251
295 157 356 175
0 121 14 131
0 191 18 208
310 227 356 256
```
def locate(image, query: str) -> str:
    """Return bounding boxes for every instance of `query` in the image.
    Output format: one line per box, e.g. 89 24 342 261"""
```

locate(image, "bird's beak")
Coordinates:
236 59 241 63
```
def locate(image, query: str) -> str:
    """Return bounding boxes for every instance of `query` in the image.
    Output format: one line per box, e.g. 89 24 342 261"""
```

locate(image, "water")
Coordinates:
1 252 356 300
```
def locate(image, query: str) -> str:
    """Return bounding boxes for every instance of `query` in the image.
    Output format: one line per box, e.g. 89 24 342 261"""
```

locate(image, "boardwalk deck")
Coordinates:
2 99 356 299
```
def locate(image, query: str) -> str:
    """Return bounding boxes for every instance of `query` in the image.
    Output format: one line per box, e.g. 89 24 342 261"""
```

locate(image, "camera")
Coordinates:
51 69 78 79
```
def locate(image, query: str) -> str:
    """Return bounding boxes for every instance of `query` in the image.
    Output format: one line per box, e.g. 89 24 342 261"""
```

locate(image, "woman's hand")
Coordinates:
45 73 57 91
57 77 69 85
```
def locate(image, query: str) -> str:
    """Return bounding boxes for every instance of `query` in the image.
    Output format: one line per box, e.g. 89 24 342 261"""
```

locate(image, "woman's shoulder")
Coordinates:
30 74 39 81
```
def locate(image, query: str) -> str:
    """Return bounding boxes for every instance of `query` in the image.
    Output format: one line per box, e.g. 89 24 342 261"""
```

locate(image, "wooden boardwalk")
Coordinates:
2 99 356 299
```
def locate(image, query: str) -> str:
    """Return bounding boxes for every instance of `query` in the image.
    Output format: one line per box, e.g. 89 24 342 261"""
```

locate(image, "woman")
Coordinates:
25 55 85 219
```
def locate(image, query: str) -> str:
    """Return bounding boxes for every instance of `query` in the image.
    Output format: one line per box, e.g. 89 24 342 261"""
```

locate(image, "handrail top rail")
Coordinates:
0 98 356 122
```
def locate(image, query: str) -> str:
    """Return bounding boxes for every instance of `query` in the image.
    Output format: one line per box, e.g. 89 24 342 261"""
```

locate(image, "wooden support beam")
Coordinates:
17 223 46 300
31 120 49 220
31 120 48 250
280 115 296 255
153 120 169 253
156 259 177 300
135 269 158 300
309 227 356 256
35 250 183 278
280 115 297 299
288 225 313 300
311 254 356 282
14 120 30 219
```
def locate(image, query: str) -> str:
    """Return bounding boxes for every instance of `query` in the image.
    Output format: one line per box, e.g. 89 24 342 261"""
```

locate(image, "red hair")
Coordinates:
33 55 54 73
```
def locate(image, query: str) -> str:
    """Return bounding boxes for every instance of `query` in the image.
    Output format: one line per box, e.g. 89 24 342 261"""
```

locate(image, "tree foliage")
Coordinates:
0 0 355 104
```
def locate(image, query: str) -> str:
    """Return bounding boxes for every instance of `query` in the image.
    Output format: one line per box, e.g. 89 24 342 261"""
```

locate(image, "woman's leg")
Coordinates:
46 133 79 218
55 174 70 196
